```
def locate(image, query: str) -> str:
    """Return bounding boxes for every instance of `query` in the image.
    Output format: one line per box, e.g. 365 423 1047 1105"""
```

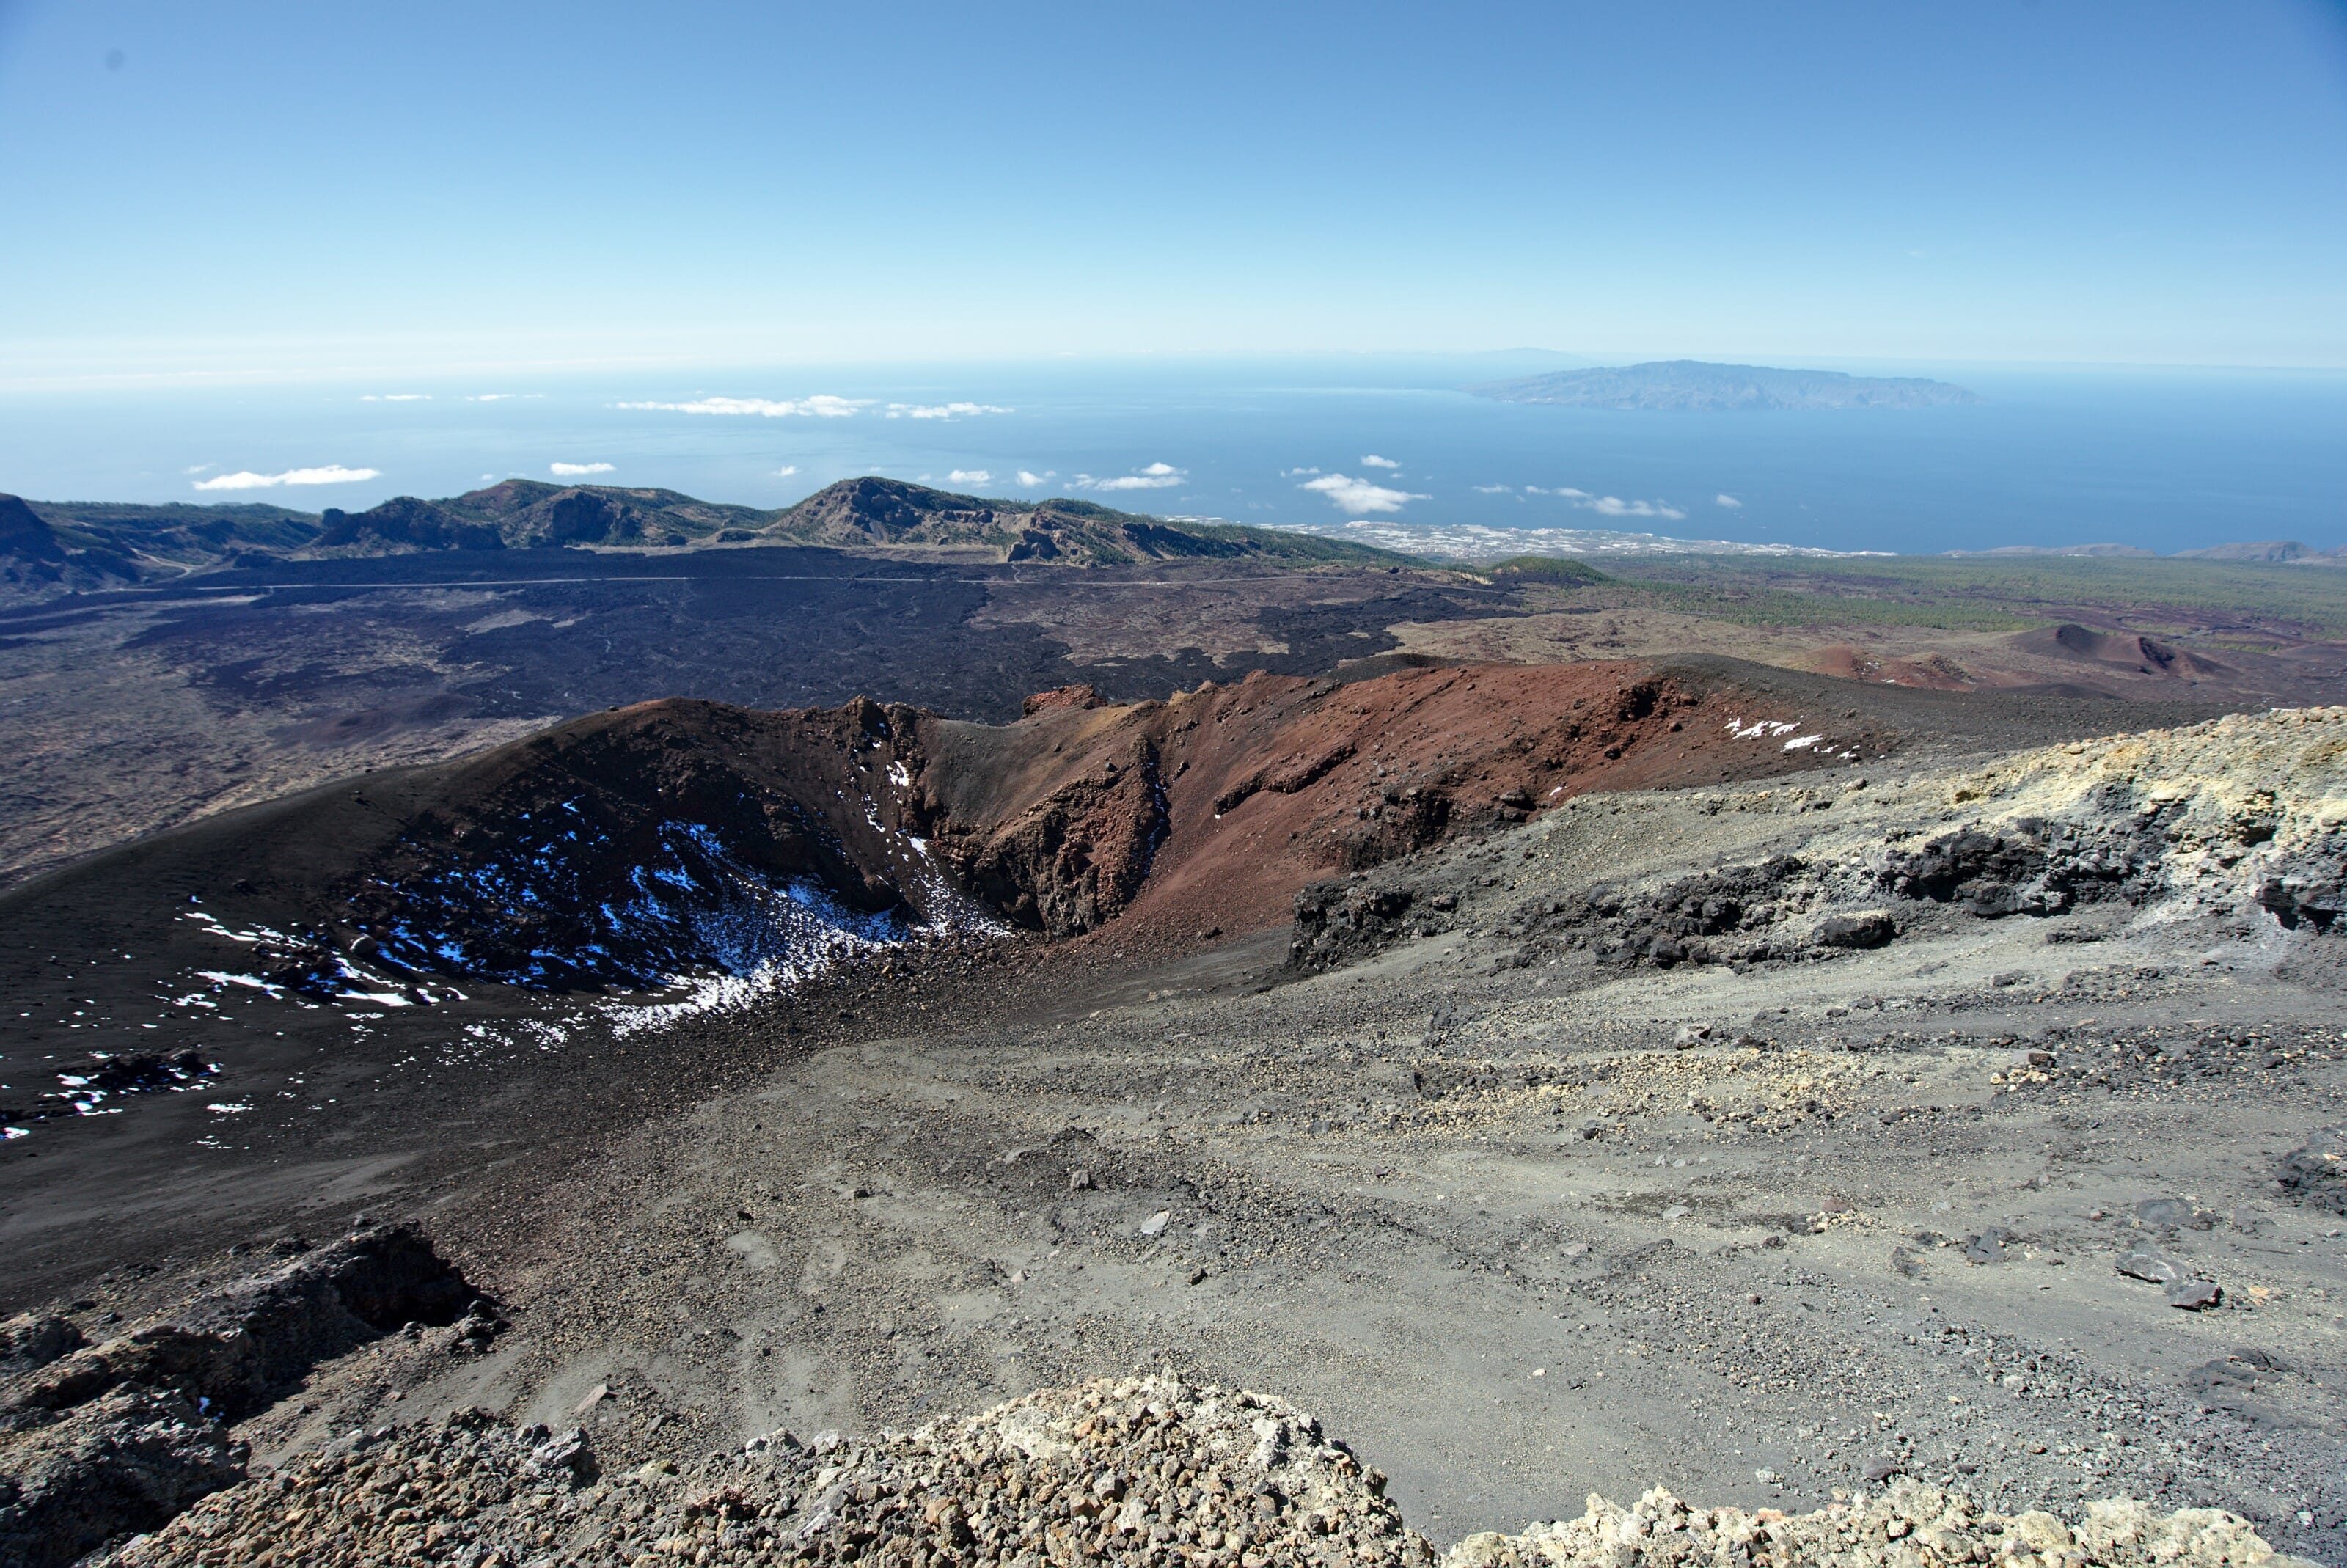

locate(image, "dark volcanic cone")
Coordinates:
339 697 981 989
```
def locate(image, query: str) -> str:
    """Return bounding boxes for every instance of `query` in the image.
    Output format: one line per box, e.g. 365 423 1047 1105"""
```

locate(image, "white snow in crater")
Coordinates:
179 906 420 1016
197 970 281 995
1724 717 1822 747
595 821 1004 1039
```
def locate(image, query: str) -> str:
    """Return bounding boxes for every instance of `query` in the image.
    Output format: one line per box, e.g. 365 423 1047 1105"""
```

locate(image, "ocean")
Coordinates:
4 355 2343 557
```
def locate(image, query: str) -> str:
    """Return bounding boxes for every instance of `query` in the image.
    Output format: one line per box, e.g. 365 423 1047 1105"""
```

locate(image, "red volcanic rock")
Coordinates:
1020 684 1109 717
924 659 1876 945
73 660 1869 994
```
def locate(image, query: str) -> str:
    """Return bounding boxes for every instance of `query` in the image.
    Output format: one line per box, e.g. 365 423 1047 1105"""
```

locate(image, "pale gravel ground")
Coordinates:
16 711 2347 1564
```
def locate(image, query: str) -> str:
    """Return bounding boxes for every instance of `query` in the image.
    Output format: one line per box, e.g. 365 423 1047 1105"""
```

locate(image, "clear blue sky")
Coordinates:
3 1 2343 381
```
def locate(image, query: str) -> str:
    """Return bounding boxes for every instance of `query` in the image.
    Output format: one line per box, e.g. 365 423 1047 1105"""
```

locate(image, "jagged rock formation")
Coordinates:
84 1376 2315 1568
0 1388 248 1568
0 1227 482 1568
6 1227 477 1424
1290 706 2347 975
99 1374 1419 1568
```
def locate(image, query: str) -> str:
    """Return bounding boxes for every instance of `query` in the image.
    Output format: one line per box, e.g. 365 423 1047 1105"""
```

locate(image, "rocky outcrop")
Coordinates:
1294 706 2347 978
0 1049 213 1135
2273 1127 2346 1214
87 1377 2315 1568
6 1225 477 1423
98 1374 1426 1568
1444 1483 2313 1568
0 1388 248 1568
0 1226 479 1568
1291 879 1418 967
1923 706 2347 930
0 1317 83 1379
946 739 1168 936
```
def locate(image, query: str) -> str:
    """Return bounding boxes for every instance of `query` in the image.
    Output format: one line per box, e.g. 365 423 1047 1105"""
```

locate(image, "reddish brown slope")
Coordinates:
920 659 1879 945
3 656 2178 1002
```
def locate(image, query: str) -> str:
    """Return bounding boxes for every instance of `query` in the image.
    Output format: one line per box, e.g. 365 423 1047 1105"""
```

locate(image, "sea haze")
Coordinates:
4 356 2342 556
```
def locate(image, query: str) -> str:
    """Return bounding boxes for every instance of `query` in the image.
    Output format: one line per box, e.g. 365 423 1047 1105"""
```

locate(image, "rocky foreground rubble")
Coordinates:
1447 1484 2318 1568
0 1225 483 1567
98 1374 1427 1568
88 1374 2319 1568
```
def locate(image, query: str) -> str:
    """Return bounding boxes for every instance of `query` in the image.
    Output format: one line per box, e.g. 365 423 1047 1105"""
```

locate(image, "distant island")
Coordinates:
1472 359 1982 411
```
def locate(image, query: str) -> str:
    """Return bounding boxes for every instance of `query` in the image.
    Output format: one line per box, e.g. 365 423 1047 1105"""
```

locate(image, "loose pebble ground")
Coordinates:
98 1374 2315 1568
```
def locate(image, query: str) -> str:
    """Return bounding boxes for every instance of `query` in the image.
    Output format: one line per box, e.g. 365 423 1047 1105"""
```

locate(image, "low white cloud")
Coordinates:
773 464 800 477
1484 480 1684 521
617 395 866 418
1716 493 1743 508
1300 473 1428 514
1073 461 1185 491
1360 454 1401 469
193 464 379 491
948 469 992 485
1014 469 1056 486
885 402 1012 420
1473 483 1512 494
466 392 530 402
1585 495 1687 520
362 393 431 402
1279 466 1322 477
182 464 216 476
550 461 615 477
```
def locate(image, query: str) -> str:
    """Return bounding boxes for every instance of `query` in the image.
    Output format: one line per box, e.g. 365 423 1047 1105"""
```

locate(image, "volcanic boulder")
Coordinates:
2273 1128 2347 1214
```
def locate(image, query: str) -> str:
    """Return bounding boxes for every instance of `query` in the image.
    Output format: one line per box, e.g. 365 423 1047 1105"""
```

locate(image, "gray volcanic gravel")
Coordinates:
9 708 2347 1564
